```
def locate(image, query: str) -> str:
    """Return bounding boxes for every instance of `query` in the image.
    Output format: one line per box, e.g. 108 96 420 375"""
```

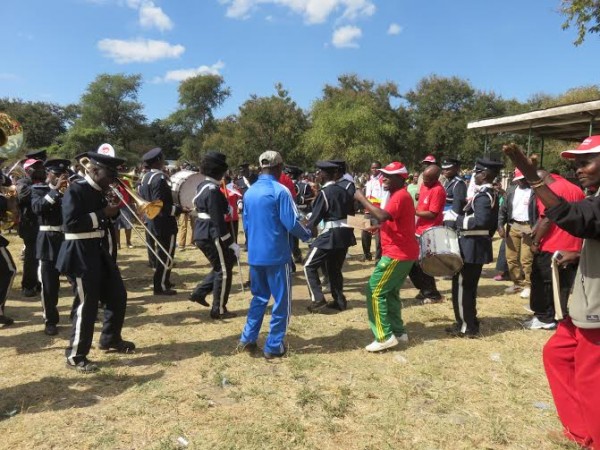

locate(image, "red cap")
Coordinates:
379 161 408 178
422 155 436 164
513 168 524 181
561 135 600 159
23 159 42 170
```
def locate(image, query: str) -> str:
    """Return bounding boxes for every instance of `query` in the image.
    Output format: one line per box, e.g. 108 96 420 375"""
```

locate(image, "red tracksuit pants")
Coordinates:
543 316 600 449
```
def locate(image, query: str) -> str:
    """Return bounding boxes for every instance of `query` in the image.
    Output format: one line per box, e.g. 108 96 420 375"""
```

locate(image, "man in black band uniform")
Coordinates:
57 152 134 372
304 161 356 312
441 158 467 227
189 151 238 319
138 148 182 296
0 169 16 326
285 165 314 264
444 158 502 337
31 159 70 336
16 158 45 297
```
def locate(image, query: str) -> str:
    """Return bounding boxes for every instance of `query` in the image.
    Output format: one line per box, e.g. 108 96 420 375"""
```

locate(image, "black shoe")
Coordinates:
243 280 251 289
264 348 287 360
293 255 303 264
415 292 425 301
360 254 372 262
189 293 209 307
236 341 258 353
99 340 136 353
0 315 14 326
326 301 347 311
210 310 237 320
44 324 58 336
445 324 461 334
22 287 38 297
66 358 99 373
166 282 177 288
307 299 328 313
154 289 177 296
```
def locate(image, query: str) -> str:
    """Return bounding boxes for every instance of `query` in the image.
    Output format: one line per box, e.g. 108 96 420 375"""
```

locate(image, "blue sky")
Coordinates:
4 1 600 121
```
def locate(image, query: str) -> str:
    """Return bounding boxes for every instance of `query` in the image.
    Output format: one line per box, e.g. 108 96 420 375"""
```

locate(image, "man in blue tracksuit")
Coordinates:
239 150 312 359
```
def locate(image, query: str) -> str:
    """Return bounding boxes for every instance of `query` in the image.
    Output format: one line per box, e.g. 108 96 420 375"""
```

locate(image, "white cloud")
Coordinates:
98 38 185 63
153 61 226 83
387 23 402 35
220 0 375 24
139 3 173 31
332 25 362 48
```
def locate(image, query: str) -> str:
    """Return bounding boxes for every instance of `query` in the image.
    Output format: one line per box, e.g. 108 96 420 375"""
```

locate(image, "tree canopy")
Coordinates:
560 0 600 45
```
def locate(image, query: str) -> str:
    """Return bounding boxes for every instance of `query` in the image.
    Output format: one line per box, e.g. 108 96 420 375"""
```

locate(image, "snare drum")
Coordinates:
171 170 205 210
419 226 463 277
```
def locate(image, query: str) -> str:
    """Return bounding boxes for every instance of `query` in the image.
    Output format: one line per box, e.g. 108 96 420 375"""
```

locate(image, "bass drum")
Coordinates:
419 226 463 277
171 170 205 210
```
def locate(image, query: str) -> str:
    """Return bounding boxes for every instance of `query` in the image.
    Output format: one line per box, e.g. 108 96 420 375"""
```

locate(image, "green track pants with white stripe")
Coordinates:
366 256 414 342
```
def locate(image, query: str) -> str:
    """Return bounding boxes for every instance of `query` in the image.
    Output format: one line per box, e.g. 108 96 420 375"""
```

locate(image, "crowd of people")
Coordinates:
0 136 599 448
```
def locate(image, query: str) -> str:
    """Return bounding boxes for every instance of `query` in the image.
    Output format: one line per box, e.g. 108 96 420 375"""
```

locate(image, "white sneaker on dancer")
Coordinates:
365 335 399 352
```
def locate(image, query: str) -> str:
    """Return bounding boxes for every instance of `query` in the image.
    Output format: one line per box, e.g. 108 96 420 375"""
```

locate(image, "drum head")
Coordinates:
421 254 463 277
171 171 205 210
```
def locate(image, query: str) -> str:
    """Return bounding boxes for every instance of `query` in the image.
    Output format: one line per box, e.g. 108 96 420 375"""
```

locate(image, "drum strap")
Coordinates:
192 183 216 209
461 230 489 237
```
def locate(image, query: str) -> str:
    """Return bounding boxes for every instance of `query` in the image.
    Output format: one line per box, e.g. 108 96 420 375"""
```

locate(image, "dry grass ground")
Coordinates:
0 230 582 450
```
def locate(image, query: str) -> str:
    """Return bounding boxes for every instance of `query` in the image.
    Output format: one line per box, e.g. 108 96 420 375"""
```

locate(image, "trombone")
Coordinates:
79 156 173 270
109 180 174 270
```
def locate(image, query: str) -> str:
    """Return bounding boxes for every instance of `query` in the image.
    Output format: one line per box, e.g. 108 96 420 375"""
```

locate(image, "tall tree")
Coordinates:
63 73 146 160
559 0 600 45
301 74 402 171
169 74 230 161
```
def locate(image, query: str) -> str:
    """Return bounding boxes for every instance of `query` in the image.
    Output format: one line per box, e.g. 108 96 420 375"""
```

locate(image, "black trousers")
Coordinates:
38 260 60 325
304 247 347 307
192 238 235 314
408 263 442 299
146 229 157 268
21 235 39 290
530 251 578 323
66 252 127 364
451 262 483 333
0 246 16 314
361 216 381 260
154 232 176 292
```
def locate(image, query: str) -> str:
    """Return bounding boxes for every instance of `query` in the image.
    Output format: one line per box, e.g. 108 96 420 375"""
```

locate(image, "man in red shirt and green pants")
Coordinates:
354 161 420 352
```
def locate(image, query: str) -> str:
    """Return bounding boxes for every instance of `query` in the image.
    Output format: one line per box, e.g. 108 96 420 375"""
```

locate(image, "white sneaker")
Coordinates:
523 317 557 330
520 288 531 299
365 335 399 352
395 333 409 343
504 285 522 294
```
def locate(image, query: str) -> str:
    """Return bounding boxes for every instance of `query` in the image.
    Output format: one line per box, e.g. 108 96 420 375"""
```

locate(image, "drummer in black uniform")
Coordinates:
57 152 134 372
304 161 356 312
138 148 182 296
189 151 238 319
441 158 467 226
31 159 70 336
444 158 503 337
0 168 16 326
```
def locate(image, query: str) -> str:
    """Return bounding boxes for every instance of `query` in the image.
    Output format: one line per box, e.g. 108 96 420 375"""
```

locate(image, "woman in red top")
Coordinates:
354 161 419 352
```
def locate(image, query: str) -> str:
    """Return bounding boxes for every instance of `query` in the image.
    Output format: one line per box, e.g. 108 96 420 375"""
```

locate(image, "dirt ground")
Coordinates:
0 230 580 450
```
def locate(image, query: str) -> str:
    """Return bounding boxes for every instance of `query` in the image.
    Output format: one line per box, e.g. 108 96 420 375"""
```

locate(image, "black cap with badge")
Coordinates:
142 147 163 165
86 152 125 172
441 158 461 169
474 158 504 175
44 159 71 174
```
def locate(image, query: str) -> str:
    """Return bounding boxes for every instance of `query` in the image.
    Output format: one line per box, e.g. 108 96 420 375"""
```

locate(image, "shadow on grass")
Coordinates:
0 370 164 419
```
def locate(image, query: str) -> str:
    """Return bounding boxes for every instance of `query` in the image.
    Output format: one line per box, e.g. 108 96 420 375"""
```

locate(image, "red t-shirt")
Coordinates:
380 188 419 261
537 175 584 253
415 181 446 235
279 173 296 201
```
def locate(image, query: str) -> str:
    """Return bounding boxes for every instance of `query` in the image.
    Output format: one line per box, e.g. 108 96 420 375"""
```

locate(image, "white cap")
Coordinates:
259 150 283 168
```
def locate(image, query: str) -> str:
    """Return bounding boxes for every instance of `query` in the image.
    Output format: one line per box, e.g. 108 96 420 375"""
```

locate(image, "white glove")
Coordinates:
443 210 458 222
229 243 241 259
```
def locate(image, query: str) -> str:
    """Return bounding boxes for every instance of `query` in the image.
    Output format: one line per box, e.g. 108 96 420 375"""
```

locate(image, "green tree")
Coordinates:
169 74 231 161
63 73 146 160
560 0 600 45
301 74 402 171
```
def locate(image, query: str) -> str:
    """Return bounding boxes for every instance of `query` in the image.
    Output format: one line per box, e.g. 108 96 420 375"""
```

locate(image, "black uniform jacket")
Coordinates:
16 177 39 239
295 180 314 212
139 169 181 237
0 195 8 247
445 176 467 215
306 180 357 250
56 178 114 276
192 178 233 246
31 184 64 261
455 184 499 265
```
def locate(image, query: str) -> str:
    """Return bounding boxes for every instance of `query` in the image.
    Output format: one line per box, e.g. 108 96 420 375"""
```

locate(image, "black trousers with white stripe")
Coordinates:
304 247 348 307
192 238 235 314
451 262 483 333
66 251 127 364
0 246 16 315
22 234 39 291
154 231 176 292
38 260 60 325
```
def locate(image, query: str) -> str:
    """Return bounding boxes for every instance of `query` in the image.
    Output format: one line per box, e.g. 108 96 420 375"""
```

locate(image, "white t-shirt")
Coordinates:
511 186 531 222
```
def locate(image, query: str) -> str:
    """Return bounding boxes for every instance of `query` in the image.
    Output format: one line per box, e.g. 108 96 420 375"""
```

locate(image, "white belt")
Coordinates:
64 231 105 240
196 212 211 220
322 219 347 230
39 225 62 232
461 230 490 237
